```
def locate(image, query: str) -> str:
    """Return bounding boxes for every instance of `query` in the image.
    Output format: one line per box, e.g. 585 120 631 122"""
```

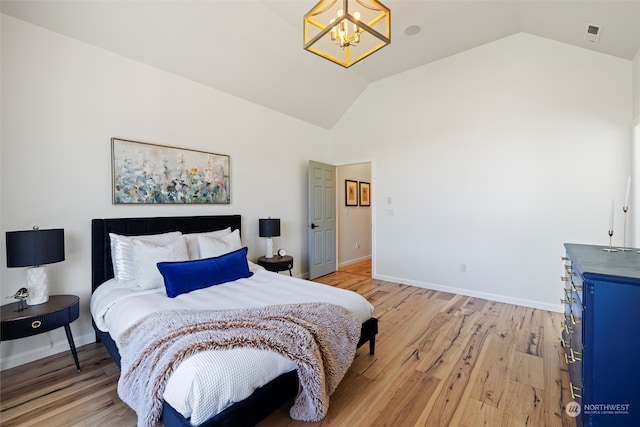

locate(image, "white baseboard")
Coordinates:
0 331 96 371
373 273 564 313
338 255 371 269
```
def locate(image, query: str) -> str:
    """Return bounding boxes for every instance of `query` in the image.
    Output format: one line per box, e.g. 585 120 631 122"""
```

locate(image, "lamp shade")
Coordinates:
6 228 65 267
259 218 281 238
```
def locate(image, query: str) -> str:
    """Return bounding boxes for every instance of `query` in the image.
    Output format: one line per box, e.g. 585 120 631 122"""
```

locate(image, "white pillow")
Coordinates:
184 227 232 259
110 231 182 282
131 236 189 290
198 229 242 259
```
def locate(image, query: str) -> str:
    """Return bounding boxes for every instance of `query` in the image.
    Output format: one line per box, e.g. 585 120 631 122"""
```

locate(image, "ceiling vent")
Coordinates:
585 24 602 43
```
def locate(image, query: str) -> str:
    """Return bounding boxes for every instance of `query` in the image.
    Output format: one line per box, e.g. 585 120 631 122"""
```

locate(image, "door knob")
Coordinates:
311 223 319 229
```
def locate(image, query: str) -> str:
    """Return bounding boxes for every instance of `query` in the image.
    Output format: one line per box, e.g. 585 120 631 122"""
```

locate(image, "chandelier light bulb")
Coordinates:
327 8 362 49
330 18 337 41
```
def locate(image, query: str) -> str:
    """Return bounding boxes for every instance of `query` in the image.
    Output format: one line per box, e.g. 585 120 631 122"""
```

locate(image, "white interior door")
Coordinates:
308 160 336 279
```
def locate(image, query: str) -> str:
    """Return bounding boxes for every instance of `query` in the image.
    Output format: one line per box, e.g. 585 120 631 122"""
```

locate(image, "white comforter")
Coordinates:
90 262 374 425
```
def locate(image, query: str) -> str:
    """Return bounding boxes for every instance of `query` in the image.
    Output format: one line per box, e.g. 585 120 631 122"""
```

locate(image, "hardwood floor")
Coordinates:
1 261 575 426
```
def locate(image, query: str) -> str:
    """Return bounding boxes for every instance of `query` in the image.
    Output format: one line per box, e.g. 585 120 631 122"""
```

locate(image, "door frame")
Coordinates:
633 119 639 247
335 159 376 275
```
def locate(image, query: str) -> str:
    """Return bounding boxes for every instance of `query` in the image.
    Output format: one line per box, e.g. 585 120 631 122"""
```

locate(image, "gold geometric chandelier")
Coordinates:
303 0 391 68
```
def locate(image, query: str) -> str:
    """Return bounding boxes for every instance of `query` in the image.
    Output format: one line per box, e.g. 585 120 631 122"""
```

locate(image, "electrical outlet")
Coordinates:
355 242 360 249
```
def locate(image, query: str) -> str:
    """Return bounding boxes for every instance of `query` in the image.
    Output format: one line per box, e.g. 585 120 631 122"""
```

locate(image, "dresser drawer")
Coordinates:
569 291 583 347
561 326 583 403
562 313 582 352
568 362 583 404
564 262 583 297
570 274 584 305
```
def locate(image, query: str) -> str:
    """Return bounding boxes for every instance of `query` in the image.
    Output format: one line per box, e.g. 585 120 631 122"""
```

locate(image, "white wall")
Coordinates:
634 49 640 121
337 162 372 266
331 33 632 311
0 15 330 369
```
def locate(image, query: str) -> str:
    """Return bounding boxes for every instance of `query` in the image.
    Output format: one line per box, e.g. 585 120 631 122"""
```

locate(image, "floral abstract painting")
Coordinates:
111 138 230 204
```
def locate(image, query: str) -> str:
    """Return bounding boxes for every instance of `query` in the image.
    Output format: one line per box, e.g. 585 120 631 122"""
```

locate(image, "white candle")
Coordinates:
609 199 615 231
624 176 631 208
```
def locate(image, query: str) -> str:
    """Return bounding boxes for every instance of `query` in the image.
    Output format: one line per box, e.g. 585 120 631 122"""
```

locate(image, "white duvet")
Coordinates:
90 262 374 426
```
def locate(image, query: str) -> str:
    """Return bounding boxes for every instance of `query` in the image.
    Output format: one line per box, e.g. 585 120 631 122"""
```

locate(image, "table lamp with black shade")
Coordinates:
6 226 65 305
259 218 280 259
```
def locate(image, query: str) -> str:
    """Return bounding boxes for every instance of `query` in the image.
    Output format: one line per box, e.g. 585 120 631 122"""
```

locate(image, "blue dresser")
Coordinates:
562 243 640 427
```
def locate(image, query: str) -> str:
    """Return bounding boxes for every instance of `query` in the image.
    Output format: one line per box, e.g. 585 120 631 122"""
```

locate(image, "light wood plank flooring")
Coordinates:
1 261 575 426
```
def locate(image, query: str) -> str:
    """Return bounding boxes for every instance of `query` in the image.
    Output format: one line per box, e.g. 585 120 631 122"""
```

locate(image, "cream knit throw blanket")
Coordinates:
117 303 361 427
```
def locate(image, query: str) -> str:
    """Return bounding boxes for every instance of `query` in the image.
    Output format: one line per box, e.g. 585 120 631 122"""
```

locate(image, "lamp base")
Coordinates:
26 266 49 305
265 238 274 259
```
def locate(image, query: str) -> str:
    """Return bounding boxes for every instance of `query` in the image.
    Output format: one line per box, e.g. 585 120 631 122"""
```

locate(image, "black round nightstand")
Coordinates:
257 255 293 276
1 294 81 371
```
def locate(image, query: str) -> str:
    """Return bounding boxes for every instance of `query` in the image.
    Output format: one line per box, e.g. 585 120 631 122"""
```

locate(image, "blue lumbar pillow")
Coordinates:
158 246 253 298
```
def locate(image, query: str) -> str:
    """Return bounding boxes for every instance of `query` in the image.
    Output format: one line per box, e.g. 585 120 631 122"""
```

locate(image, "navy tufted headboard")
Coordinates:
91 215 242 292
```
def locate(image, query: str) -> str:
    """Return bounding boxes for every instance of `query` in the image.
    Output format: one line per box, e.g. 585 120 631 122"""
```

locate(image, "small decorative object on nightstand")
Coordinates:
258 255 293 276
5 287 29 311
1 294 81 371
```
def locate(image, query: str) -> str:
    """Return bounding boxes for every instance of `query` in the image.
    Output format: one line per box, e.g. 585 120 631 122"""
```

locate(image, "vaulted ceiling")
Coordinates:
2 1 638 129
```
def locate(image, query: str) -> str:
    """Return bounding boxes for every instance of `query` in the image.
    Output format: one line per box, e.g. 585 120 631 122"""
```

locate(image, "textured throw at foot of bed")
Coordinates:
117 302 362 427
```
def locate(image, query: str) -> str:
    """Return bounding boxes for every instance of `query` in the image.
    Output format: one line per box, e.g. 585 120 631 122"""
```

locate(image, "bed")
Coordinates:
90 215 378 427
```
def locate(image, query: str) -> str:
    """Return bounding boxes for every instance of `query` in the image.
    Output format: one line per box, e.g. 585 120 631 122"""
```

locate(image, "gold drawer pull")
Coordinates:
563 323 574 334
561 276 569 282
31 320 42 329
564 349 577 364
570 314 581 325
570 384 582 399
561 298 574 304
561 256 569 261
572 283 582 292
565 347 581 364
560 338 567 348
565 313 581 325
570 348 582 362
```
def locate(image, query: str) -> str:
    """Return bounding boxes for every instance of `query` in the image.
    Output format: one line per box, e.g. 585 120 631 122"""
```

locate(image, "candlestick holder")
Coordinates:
617 206 631 251
603 230 618 252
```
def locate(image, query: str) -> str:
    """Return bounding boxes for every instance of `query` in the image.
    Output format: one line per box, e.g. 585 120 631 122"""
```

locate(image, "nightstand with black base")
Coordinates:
1 294 81 371
258 255 294 276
